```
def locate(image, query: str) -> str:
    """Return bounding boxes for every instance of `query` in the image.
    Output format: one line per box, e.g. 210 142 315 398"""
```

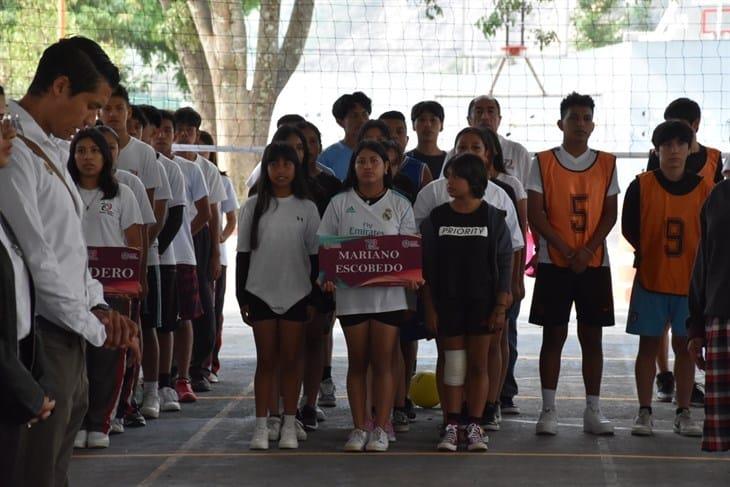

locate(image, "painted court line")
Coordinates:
137 398 248 487
196 394 643 402
72 450 730 462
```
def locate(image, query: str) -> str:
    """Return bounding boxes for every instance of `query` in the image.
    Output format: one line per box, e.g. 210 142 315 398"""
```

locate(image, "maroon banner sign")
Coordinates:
88 246 142 297
319 234 422 288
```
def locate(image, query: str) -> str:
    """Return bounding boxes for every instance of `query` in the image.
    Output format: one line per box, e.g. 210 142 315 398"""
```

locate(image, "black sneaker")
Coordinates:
404 398 416 421
191 376 212 393
481 403 500 431
124 408 147 428
690 383 705 408
656 371 675 402
300 405 318 431
500 397 520 415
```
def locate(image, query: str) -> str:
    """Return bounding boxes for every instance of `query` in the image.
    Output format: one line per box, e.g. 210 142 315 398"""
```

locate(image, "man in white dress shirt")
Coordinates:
0 37 138 487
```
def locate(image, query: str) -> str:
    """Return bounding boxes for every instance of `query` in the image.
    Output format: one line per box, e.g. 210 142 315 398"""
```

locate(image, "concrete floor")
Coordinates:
68 305 730 487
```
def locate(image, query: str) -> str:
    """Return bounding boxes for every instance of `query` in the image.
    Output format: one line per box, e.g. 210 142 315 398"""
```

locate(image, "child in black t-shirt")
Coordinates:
421 153 513 452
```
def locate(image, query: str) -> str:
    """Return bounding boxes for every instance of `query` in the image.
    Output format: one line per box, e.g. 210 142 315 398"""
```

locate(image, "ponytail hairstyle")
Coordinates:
68 127 119 199
250 142 310 250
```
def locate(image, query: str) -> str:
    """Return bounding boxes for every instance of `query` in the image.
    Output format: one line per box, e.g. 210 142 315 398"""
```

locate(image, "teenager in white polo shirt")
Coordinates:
198 130 239 383
173 107 226 392
67 127 144 449
160 110 211 403
0 37 137 487
140 105 188 411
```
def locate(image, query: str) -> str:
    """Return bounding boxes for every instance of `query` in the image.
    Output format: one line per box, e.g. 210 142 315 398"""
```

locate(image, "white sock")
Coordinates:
144 381 158 393
586 395 600 410
255 417 267 429
541 388 556 411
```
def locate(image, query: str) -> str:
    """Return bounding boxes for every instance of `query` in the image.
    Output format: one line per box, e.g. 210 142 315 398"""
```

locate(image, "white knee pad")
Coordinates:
443 349 467 386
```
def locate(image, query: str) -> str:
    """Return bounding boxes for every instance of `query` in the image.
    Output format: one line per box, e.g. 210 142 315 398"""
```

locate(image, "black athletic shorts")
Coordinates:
158 265 178 332
140 265 161 329
247 293 309 323
435 299 496 337
529 263 615 327
338 310 405 328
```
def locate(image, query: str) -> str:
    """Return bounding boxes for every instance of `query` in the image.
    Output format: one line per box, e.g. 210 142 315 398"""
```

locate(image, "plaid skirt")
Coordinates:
703 317 730 452
176 264 204 321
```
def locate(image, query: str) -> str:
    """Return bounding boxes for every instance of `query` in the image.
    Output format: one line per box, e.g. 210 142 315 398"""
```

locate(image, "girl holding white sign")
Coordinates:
421 153 514 452
67 127 144 449
318 140 422 452
236 142 321 451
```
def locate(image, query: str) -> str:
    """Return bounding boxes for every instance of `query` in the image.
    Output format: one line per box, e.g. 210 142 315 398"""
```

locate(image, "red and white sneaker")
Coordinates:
175 378 198 403
437 424 458 452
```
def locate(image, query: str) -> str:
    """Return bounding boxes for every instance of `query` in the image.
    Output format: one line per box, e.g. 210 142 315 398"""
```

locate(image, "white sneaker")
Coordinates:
250 423 269 450
141 388 161 419
631 409 654 436
295 419 307 441
208 372 220 384
583 406 614 436
495 403 502 424
466 423 488 452
279 417 299 449
73 429 88 449
536 408 558 435
267 416 281 441
110 418 125 435
365 426 389 452
344 428 369 452
87 431 110 449
159 386 181 412
674 409 702 437
437 424 459 452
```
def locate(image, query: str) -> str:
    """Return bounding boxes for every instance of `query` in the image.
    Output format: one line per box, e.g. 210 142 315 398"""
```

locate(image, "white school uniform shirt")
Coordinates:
145 158 173 267
172 156 209 266
219 175 239 267
414 178 524 251
158 154 187 266
318 188 417 316
0 219 32 340
440 134 532 185
495 172 527 202
192 154 226 206
723 155 730 177
525 146 620 266
238 195 320 313
79 184 143 247
0 100 107 346
117 136 161 191
116 170 156 226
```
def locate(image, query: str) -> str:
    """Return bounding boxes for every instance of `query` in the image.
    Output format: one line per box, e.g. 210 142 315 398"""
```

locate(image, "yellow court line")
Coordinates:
197 395 639 402
72 450 730 462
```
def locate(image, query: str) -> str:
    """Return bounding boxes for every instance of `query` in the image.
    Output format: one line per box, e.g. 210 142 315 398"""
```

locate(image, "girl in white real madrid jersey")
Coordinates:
318 140 421 453
67 127 144 449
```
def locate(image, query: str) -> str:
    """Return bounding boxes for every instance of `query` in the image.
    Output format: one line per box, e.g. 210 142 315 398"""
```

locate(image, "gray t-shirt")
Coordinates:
237 195 320 313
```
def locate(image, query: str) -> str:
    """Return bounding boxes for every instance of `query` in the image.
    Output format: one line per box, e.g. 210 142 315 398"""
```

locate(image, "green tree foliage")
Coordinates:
573 0 624 49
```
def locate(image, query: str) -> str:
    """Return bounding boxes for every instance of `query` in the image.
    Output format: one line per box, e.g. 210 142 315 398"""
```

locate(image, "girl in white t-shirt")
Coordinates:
237 142 321 451
67 127 144 449
318 140 422 452
454 127 522 430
